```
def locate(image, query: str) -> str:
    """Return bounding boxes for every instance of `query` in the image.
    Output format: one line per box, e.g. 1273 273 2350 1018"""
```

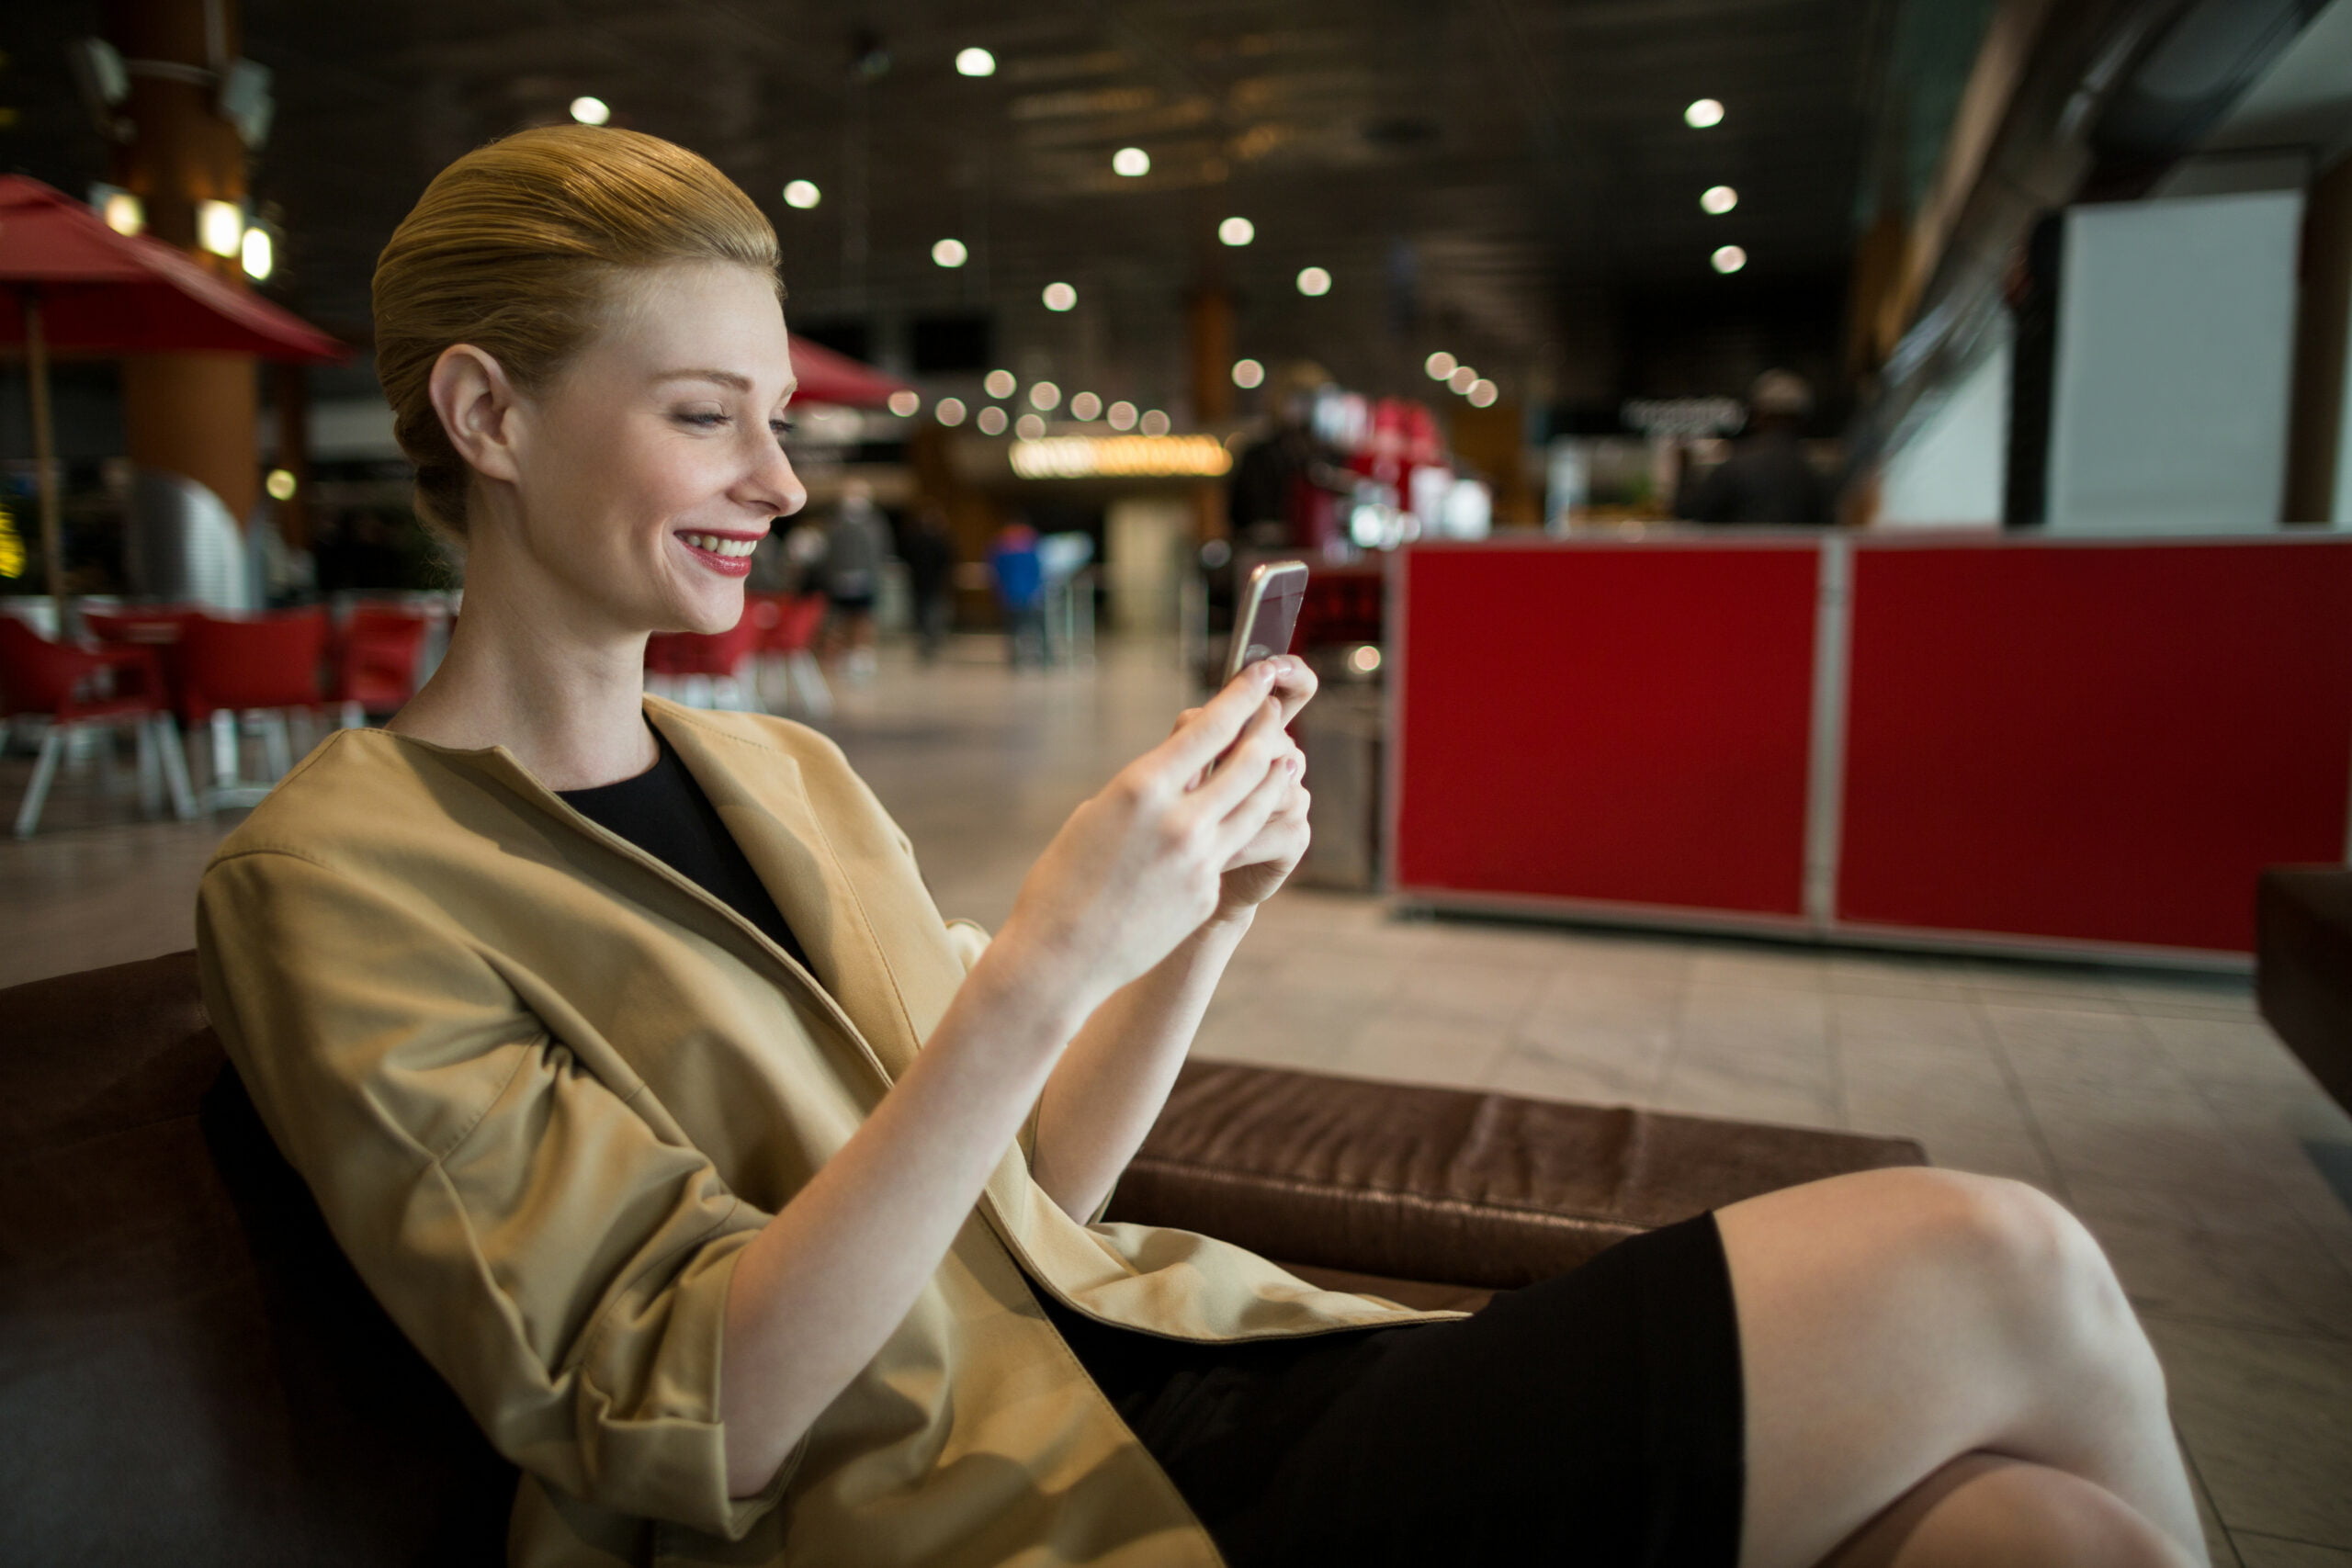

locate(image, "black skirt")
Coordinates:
1042 1211 1746 1568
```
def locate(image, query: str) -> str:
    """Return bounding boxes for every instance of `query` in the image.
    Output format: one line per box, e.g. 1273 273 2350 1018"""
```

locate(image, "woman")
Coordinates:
198 126 2205 1568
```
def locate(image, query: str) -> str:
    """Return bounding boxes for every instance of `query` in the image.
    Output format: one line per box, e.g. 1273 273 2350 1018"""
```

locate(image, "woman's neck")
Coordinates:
388 540 661 792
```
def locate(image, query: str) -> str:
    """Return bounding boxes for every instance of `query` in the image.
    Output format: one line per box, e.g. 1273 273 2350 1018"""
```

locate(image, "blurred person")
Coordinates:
195 125 2204 1568
818 479 889 680
899 502 956 662
988 517 1051 669
1679 369 1833 526
1227 362 1351 555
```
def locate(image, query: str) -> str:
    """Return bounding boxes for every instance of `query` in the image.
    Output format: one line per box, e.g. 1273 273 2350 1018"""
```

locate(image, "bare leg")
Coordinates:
1827 1455 2198 1568
1716 1168 2203 1568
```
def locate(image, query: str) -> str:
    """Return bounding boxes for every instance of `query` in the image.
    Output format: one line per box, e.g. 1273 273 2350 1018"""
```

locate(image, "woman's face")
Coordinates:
503 261 805 637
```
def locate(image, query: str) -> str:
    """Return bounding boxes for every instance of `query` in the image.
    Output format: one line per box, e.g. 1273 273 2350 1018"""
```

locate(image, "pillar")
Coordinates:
1185 287 1235 543
104 0 260 525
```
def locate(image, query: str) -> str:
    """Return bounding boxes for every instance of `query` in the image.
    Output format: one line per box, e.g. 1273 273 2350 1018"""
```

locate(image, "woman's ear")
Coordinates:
428 344 525 489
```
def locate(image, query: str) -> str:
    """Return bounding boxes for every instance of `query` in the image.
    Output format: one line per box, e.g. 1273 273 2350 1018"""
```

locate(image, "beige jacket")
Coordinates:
195 698 1446 1567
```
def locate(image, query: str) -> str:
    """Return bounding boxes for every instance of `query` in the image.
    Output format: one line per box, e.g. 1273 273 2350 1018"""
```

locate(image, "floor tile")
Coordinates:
2234 1535 2352 1567
2148 1317 2352 1548
2069 1178 2352 1338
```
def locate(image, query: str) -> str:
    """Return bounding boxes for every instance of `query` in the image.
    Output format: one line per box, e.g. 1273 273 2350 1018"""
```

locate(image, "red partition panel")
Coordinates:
1839 539 2352 953
1394 542 1819 915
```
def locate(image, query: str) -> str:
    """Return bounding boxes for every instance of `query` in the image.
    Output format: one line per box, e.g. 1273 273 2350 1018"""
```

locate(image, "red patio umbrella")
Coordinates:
786 331 910 409
0 175 344 612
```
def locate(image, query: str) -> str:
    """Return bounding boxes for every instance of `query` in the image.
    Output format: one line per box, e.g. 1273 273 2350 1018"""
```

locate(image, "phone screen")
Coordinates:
1226 563 1308 681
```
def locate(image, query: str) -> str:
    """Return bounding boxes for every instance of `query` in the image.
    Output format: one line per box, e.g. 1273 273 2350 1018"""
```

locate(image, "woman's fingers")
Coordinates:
1186 698 1290 817
1265 657 1318 726
1151 665 1280 783
1211 751 1300 861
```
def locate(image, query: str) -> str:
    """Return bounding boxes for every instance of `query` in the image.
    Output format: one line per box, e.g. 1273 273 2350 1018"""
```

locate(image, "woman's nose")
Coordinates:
748 432 808 519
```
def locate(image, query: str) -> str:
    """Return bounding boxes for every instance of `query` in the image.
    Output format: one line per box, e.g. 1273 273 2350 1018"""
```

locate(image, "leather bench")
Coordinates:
2256 865 2352 1114
1 949 1923 1564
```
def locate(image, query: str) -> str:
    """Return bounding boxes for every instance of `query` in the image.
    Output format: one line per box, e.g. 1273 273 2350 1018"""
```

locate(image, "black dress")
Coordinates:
561 731 1749 1567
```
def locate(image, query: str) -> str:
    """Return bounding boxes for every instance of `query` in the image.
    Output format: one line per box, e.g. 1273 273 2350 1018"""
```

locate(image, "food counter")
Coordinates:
1387 533 2352 964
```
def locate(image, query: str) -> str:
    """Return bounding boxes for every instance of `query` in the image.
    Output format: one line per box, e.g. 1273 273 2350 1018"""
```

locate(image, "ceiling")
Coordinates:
4 0 1877 418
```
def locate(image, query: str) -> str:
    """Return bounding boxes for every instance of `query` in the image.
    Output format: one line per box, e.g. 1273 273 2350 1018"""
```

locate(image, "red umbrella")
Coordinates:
787 332 910 409
0 175 345 610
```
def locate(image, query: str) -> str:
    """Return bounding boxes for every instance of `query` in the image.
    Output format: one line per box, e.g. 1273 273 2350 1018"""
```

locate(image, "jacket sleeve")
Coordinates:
195 847 791 1540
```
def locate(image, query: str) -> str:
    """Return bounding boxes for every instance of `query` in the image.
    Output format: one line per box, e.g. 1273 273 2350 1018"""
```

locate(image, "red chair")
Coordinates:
745 591 832 717
0 615 195 837
83 604 203 724
330 602 431 727
645 609 767 712
179 610 330 806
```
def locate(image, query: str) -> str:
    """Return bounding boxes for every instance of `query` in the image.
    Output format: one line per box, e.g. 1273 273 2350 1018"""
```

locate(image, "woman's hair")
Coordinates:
372 124 780 539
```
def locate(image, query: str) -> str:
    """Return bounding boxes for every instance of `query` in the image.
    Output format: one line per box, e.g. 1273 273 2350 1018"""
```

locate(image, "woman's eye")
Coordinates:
676 411 728 429
771 419 797 443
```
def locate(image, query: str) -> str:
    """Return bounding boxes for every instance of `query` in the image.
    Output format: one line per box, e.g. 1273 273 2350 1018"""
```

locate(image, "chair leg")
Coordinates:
210 710 242 790
134 717 163 817
262 713 293 780
13 723 65 839
153 715 198 820
788 651 833 718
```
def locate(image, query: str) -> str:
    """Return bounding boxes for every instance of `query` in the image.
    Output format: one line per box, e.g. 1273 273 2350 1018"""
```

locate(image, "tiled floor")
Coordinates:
5 635 2348 1563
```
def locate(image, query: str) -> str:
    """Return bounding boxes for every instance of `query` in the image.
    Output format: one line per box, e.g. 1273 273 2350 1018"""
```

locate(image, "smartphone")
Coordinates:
1224 560 1309 682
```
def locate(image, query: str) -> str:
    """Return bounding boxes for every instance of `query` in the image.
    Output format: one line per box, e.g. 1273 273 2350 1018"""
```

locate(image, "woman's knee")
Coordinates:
1895 1171 2149 1378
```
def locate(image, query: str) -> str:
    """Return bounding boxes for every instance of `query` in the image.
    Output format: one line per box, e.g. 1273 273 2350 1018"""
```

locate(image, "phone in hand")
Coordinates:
1224 561 1309 682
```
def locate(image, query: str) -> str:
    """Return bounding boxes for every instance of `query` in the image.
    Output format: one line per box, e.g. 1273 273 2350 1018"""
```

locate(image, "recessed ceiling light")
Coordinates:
1113 146 1151 177
931 237 968 267
197 198 243 257
1218 216 1255 246
887 389 921 417
1139 409 1172 436
1712 244 1747 274
569 96 610 125
1028 380 1062 412
1467 379 1498 408
240 225 274 281
977 405 1010 434
1107 400 1138 430
983 368 1016 399
1070 391 1102 421
783 179 821 209
1015 412 1046 440
1042 281 1078 311
956 47 996 77
934 397 967 426
1231 358 1265 389
1701 185 1738 215
1447 365 1477 395
1295 265 1331 297
1685 98 1724 129
1424 351 1456 380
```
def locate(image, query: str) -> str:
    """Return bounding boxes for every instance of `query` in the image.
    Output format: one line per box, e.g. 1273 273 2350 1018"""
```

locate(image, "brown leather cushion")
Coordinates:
2258 866 2352 1114
0 951 511 1568
1108 1060 1928 1292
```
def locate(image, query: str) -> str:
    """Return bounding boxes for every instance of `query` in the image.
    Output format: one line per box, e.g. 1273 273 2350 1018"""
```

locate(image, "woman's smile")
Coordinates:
675 529 765 576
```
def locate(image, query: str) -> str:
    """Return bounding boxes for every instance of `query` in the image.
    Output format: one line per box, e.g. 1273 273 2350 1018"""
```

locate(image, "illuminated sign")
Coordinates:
1009 434 1234 479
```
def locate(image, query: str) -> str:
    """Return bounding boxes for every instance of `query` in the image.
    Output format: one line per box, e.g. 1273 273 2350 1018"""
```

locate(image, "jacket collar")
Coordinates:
646 700 925 1083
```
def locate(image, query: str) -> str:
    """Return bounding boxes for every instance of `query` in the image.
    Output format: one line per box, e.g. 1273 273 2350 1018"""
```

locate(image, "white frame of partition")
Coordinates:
1382 529 2352 973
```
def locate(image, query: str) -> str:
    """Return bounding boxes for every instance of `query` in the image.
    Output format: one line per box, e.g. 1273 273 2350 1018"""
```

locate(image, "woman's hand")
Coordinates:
1187 657 1316 921
996 660 1303 1012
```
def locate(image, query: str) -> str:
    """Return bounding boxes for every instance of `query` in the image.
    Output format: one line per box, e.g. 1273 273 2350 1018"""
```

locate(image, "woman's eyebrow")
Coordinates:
653 368 755 391
651 369 800 403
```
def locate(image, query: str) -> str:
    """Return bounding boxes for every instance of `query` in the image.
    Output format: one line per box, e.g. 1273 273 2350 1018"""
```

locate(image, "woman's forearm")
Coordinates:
1028 910 1252 1224
718 933 1096 1497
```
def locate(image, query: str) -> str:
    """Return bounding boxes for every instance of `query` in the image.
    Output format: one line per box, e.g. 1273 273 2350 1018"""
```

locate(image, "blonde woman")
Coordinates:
198 127 2205 1568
